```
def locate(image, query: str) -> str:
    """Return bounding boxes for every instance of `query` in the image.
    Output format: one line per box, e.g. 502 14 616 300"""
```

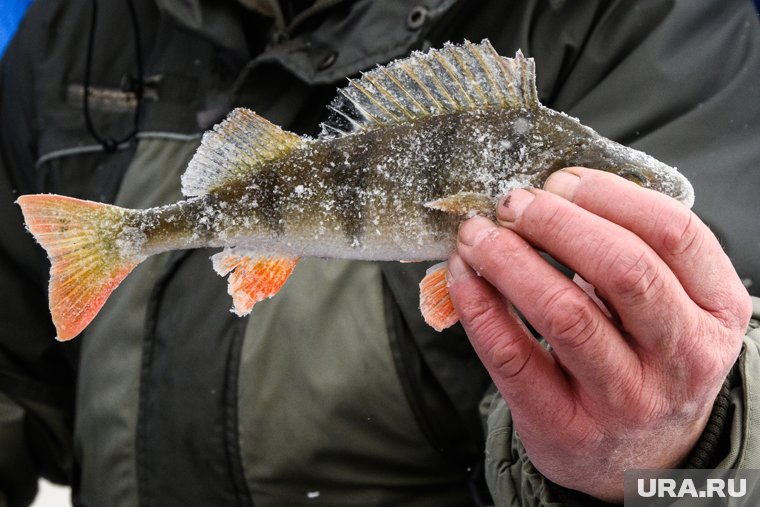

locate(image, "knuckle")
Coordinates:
656 206 702 257
459 292 511 344
539 287 599 349
608 249 663 304
486 338 532 380
458 290 501 330
526 198 574 240
736 293 754 329
697 282 753 333
687 348 725 385
470 228 516 272
463 297 531 379
717 290 754 333
678 316 743 380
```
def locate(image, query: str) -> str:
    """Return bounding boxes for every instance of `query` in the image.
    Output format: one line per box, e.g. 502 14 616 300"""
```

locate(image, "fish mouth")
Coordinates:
676 186 695 209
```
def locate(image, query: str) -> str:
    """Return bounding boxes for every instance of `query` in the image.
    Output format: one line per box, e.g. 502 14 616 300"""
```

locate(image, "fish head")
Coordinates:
538 110 695 208
550 122 695 208
595 143 695 209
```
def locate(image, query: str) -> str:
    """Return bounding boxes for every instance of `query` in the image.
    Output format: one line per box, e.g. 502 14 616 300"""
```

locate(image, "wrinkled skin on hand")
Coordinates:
447 167 752 502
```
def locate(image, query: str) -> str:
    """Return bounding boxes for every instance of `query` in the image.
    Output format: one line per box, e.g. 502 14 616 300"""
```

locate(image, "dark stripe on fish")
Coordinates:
331 141 368 246
420 115 461 235
248 166 285 234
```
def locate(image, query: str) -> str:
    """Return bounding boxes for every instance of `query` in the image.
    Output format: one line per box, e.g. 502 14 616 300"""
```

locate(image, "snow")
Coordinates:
31 480 69 507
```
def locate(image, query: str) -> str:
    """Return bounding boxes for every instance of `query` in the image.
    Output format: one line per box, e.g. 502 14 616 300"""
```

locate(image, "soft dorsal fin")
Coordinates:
181 108 303 197
319 40 539 138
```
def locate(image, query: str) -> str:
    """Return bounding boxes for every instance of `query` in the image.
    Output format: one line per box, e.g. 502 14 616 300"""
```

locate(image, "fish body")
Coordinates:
123 106 690 261
17 40 694 340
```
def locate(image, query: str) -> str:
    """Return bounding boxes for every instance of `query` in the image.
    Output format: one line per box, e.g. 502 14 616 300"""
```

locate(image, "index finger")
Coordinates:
543 167 750 329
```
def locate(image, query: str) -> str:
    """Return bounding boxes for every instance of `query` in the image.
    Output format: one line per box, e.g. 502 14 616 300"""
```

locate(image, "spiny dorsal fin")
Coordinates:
182 108 303 197
319 40 539 138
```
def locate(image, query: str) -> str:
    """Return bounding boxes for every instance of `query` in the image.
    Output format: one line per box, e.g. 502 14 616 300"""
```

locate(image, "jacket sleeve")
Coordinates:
0 8 77 507
482 0 760 504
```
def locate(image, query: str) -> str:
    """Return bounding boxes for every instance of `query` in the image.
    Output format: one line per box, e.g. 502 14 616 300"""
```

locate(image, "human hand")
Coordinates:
447 167 752 502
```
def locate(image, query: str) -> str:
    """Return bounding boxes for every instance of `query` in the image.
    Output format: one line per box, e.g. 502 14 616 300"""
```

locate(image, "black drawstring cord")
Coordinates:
83 0 144 153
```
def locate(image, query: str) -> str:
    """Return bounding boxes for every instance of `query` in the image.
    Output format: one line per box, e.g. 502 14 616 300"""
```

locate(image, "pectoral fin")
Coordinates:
424 192 495 218
212 248 299 316
419 261 459 332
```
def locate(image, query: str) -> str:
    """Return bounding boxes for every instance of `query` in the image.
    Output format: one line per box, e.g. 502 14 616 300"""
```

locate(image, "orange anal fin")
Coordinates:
419 261 459 332
212 249 299 316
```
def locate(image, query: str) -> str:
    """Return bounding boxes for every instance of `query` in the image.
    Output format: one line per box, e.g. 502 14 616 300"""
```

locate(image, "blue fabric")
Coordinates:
0 0 33 57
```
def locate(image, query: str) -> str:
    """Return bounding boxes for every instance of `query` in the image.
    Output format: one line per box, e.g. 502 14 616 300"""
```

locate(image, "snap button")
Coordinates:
407 6 428 30
317 50 338 70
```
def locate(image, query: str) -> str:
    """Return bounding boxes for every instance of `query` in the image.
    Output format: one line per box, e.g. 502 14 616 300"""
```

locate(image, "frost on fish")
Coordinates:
319 42 538 137
16 40 695 340
15 195 144 340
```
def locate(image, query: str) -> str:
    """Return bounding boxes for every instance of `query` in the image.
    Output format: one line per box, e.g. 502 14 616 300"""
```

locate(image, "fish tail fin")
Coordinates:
419 261 459 332
16 194 142 341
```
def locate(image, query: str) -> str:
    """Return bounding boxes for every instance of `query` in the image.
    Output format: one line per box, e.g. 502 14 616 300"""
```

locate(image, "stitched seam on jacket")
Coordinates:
35 132 202 168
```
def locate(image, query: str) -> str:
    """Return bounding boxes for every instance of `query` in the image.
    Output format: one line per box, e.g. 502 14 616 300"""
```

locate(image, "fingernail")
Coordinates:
446 253 473 283
496 188 535 223
458 215 497 246
544 170 580 201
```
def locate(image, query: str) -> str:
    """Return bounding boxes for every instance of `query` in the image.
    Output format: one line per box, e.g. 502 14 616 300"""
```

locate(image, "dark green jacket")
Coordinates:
1 1 759 506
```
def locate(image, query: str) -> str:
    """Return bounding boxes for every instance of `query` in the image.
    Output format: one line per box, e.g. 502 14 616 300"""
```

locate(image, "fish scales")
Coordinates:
134 107 559 261
16 40 695 340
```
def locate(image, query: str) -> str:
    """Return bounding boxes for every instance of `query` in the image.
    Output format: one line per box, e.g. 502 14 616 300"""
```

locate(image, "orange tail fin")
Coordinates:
419 261 459 332
16 194 142 341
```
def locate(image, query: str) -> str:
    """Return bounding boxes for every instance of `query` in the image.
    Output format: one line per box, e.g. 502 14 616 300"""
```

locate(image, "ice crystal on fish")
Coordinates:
17 39 694 340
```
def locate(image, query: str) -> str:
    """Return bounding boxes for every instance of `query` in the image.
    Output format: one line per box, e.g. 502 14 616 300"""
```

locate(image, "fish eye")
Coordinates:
619 169 648 187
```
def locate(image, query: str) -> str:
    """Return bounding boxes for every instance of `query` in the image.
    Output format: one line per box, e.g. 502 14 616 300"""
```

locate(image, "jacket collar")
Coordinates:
154 0 249 55
155 0 460 84
152 0 461 128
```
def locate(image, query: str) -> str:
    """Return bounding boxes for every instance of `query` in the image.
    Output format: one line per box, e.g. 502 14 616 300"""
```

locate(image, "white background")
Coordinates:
31 480 70 506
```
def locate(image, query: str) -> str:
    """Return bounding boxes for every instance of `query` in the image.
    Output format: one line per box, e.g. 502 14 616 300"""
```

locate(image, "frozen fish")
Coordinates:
17 40 694 340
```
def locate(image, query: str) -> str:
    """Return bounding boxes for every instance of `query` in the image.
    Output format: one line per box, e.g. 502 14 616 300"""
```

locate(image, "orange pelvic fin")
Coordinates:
419 261 459 332
211 249 300 316
16 194 140 341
